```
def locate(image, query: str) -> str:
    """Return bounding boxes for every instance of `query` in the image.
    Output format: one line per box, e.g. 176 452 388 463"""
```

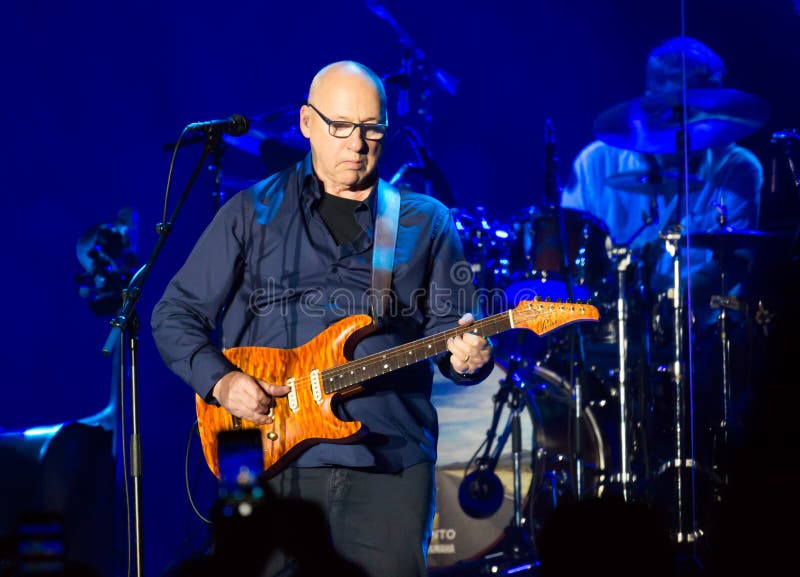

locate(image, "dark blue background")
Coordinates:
1 1 798 576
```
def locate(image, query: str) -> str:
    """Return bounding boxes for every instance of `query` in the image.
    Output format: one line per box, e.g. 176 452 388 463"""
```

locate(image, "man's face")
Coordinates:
300 70 385 194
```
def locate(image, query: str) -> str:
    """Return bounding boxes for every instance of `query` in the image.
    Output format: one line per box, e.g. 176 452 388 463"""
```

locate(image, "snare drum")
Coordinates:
428 361 609 570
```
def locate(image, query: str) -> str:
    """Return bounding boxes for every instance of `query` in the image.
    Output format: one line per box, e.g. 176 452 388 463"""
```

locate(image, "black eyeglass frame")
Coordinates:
306 102 388 141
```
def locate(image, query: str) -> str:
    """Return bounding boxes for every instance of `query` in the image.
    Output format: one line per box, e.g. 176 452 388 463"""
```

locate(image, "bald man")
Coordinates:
152 61 493 576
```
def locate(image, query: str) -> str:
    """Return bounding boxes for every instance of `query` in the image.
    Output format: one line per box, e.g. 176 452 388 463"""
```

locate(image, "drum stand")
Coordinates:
456 356 537 574
612 247 634 501
709 274 735 494
605 197 660 502
658 225 702 545
707 216 746 495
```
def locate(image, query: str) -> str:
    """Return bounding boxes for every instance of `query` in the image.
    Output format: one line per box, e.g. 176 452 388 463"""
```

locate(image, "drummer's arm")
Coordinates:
712 151 763 277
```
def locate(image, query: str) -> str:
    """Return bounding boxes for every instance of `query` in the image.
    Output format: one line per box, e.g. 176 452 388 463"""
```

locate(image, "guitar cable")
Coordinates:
186 420 212 525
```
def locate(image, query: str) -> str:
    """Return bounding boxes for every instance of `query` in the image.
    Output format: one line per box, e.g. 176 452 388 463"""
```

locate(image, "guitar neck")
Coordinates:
322 310 514 395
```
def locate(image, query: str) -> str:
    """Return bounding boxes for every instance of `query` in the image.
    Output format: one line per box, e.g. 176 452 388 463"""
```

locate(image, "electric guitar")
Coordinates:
196 299 599 479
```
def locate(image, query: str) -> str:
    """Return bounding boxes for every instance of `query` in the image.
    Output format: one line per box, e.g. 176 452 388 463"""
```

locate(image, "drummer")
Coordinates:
560 37 767 487
561 35 764 331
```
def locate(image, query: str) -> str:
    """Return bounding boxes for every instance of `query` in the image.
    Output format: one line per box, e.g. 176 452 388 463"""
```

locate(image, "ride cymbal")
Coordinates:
688 227 791 252
593 88 770 154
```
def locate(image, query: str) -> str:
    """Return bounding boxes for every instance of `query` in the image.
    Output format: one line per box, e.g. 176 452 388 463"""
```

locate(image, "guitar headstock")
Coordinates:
511 299 600 336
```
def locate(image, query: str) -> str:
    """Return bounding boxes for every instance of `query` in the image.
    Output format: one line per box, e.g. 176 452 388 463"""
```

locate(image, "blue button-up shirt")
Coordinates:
151 153 490 472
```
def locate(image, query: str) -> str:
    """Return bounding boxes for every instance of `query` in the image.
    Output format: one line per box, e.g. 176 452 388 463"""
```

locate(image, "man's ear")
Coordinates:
299 106 311 138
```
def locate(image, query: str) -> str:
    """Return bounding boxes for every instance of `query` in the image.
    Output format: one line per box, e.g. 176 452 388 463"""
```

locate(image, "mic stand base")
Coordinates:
502 525 536 561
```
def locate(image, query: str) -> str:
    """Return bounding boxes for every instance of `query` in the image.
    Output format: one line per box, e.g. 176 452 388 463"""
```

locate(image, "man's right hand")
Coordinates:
211 371 291 425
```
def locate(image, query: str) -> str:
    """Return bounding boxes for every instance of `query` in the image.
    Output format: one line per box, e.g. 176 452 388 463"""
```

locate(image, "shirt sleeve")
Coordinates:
715 148 763 231
150 193 249 400
561 146 591 212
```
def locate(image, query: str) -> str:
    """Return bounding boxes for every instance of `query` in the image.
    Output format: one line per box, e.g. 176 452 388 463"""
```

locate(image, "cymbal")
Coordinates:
222 126 307 156
593 88 770 154
605 169 705 195
689 227 791 252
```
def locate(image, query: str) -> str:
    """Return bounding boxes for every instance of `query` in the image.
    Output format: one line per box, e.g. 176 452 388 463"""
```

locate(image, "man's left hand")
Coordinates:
447 312 492 377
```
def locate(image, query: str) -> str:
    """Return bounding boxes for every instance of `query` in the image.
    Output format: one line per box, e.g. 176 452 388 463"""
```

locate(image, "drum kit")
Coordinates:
427 89 797 575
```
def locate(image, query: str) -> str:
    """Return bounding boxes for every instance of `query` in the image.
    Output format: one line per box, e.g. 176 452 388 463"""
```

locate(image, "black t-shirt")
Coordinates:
317 192 363 245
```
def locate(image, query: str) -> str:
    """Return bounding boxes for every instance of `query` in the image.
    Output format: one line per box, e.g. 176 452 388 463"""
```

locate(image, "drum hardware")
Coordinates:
585 83 773 552
696 215 791 501
705 210 737 496
771 129 800 194
708 292 738 493
457 355 536 565
659 222 706 545
602 197 661 501
612 246 634 501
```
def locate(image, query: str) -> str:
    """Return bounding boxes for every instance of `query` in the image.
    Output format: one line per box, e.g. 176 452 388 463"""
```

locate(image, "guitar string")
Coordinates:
322 301 593 392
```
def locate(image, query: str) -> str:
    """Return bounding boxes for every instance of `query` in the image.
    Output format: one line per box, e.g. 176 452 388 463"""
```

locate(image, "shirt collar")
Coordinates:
298 151 378 218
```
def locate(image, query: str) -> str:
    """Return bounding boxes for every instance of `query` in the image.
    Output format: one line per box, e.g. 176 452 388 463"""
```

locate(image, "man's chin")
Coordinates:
341 169 376 189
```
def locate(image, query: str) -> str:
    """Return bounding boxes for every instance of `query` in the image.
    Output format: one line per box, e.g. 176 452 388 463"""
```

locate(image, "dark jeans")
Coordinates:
262 462 436 577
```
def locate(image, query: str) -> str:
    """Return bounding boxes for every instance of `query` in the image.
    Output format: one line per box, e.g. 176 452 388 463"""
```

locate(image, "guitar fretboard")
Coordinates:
319 299 595 395
321 311 513 394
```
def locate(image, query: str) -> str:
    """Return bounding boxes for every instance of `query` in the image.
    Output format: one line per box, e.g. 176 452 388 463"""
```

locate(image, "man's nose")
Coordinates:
345 127 368 150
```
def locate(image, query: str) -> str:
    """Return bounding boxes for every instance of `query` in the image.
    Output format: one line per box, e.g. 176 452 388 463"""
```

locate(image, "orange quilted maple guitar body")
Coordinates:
195 314 375 479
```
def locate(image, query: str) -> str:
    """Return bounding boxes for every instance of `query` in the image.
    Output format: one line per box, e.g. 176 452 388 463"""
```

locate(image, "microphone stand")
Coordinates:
502 372 535 565
100 128 224 577
463 355 536 571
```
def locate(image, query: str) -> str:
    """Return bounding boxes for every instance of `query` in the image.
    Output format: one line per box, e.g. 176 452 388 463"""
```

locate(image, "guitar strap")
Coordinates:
371 179 401 327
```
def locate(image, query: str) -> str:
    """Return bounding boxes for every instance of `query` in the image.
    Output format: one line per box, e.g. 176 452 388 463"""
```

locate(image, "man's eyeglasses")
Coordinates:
306 102 388 141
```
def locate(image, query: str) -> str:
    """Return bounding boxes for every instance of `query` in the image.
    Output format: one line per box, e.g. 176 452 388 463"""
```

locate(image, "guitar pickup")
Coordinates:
286 378 299 413
310 369 323 405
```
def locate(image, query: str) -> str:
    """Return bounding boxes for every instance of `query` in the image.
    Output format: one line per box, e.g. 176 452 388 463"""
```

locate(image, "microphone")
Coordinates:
185 114 249 136
457 464 504 519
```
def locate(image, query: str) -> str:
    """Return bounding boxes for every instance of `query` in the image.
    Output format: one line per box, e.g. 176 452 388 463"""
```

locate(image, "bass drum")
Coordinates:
428 361 609 571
